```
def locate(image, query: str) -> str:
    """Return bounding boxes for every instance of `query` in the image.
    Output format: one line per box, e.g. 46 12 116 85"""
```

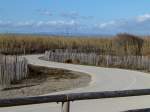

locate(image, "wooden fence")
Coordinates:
44 49 150 71
0 55 28 89
0 89 150 112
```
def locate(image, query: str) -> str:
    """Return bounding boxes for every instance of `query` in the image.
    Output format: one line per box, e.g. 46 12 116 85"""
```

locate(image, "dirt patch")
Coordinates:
0 65 91 99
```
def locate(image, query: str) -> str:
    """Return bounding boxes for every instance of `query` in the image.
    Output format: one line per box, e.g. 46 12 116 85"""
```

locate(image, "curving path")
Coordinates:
1 54 150 112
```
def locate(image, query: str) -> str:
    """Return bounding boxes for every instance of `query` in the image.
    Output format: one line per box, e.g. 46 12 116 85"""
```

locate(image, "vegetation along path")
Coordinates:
1 54 150 112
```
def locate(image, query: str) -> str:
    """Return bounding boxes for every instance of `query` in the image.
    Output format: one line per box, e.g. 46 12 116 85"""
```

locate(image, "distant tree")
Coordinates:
113 33 144 56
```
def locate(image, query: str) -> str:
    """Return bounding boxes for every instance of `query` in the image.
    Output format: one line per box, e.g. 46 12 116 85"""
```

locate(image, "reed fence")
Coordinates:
44 49 150 71
0 55 28 89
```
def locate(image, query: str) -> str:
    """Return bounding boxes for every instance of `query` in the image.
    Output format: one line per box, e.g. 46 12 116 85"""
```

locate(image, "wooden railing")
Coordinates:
1 89 150 112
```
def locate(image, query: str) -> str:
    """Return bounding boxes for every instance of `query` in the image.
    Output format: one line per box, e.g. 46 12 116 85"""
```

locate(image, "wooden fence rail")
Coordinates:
125 108 150 112
1 89 150 112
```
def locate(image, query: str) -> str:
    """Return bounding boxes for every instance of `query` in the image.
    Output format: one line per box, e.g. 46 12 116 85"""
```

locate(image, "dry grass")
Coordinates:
0 33 149 56
0 34 111 54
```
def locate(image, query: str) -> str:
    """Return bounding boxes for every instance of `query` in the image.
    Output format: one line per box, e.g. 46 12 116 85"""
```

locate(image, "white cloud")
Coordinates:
60 11 94 20
15 21 34 27
0 20 12 27
0 20 79 29
60 11 79 19
0 19 132 34
36 20 78 27
97 21 116 28
93 14 150 34
37 9 53 16
96 14 150 30
0 20 83 34
136 14 150 22
40 11 53 16
2 13 150 35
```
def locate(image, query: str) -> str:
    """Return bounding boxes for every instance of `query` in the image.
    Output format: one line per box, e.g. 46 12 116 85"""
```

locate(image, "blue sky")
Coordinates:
1 0 150 35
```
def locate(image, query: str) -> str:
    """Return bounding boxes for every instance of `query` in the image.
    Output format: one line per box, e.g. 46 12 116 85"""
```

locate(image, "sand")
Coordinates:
0 65 91 99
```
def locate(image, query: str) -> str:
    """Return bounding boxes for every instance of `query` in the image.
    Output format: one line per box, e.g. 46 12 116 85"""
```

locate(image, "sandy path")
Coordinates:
1 54 150 112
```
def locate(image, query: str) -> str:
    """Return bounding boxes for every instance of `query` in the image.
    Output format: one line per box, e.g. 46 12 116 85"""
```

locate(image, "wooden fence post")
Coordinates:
61 102 70 112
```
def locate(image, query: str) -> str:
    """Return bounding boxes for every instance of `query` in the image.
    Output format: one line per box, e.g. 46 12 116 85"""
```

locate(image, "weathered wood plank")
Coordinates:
124 108 150 112
1 89 150 107
0 55 28 89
